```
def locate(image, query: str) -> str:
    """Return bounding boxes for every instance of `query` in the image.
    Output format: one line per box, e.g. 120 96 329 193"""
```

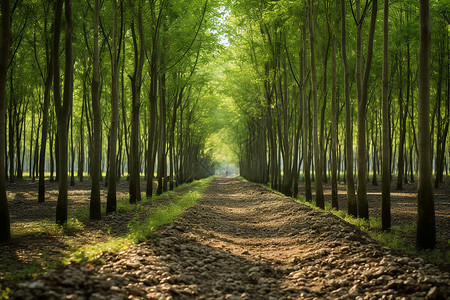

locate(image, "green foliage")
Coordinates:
1 286 11 299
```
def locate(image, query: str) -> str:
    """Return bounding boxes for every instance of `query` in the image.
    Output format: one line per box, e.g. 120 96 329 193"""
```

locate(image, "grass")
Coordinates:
252 179 449 265
66 176 213 263
2 177 213 283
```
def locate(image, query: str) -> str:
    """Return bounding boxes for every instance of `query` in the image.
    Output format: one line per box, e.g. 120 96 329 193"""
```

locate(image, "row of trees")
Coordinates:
228 0 448 250
0 0 221 242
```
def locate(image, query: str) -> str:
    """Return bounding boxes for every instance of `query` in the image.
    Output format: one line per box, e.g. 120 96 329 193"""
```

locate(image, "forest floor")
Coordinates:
298 178 450 258
3 177 450 299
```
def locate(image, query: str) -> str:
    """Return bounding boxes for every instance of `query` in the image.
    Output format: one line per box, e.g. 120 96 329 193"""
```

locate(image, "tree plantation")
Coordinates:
0 0 450 297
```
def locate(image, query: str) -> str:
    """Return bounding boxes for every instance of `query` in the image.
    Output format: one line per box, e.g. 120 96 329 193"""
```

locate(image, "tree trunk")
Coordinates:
331 35 338 210
90 0 102 220
416 0 436 250
301 27 311 202
129 2 144 204
356 0 377 220
341 0 356 216
70 112 75 186
157 71 167 195
78 80 85 182
107 0 120 214
8 70 14 183
55 0 73 225
0 0 11 243
382 0 391 230
309 1 324 209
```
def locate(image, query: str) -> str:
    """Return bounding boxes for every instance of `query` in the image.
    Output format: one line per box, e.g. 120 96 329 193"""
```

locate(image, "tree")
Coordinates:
128 0 145 204
106 0 121 214
90 0 102 220
416 0 436 250
309 1 324 209
382 0 391 231
354 0 377 219
0 0 11 243
55 0 74 225
341 0 356 216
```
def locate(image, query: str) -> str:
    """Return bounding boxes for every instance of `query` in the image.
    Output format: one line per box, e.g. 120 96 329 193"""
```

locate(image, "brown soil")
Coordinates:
6 178 450 299
298 178 450 254
0 178 178 282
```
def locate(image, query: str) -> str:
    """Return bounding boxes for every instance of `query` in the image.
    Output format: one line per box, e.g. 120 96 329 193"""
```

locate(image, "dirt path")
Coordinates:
10 178 450 299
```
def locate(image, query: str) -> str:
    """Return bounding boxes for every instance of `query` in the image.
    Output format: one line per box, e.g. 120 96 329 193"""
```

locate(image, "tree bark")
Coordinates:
107 0 120 214
341 0 356 216
129 1 145 204
309 1 324 209
301 26 311 202
0 0 11 243
55 0 73 225
331 35 338 210
90 0 102 220
382 0 391 230
356 0 377 220
416 0 436 250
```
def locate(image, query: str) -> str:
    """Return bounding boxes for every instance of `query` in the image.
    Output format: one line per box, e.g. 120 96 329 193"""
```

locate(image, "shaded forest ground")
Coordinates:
7 178 450 299
298 178 450 260
0 178 196 284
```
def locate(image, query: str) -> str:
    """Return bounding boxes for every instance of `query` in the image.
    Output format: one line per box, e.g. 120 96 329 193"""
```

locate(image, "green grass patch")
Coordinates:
66 176 213 263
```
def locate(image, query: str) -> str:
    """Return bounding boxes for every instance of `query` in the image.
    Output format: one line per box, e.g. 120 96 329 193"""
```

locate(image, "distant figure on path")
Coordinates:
226 170 228 177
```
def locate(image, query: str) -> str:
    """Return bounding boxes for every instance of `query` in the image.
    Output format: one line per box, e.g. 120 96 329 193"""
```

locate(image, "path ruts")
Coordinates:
11 178 449 299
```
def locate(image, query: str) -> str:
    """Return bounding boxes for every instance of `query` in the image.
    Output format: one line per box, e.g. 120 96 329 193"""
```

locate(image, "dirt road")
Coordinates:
11 178 449 299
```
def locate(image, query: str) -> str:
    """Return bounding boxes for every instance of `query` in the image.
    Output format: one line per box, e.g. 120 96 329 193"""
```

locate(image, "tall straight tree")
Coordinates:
331 34 338 210
341 0 356 216
381 0 391 231
416 0 435 250
38 2 53 203
106 0 121 214
90 0 101 220
129 0 145 204
301 25 311 202
0 0 11 243
55 0 73 225
308 1 324 209
354 0 377 219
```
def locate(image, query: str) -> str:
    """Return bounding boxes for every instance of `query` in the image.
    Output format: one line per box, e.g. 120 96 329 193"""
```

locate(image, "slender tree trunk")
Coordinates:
0 0 11 243
8 70 14 183
90 0 102 220
157 71 167 195
341 0 356 216
55 0 73 225
356 0 377 219
382 0 391 230
396 51 405 189
78 81 85 182
129 2 144 204
70 112 75 186
331 35 338 210
107 0 120 214
301 28 311 202
416 0 436 250
309 1 324 209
